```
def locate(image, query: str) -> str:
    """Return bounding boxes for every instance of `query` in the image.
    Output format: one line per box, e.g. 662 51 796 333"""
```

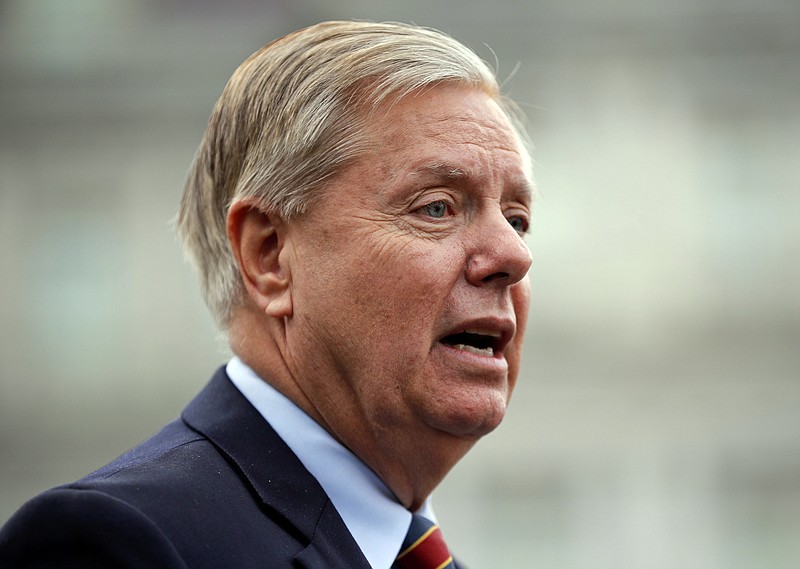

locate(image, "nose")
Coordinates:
465 211 532 287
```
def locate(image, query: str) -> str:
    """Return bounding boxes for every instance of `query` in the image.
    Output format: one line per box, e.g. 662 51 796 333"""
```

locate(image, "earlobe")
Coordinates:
226 200 293 319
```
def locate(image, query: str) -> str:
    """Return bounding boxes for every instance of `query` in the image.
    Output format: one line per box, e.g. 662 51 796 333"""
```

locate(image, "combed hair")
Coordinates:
176 20 530 328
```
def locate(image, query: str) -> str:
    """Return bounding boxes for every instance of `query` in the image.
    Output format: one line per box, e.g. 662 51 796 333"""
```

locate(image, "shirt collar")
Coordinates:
226 357 436 569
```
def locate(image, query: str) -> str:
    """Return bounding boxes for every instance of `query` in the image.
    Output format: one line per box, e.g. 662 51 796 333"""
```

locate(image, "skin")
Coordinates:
227 84 533 510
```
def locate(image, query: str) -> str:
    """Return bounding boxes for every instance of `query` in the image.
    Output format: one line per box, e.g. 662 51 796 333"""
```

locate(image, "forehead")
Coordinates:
361 85 532 192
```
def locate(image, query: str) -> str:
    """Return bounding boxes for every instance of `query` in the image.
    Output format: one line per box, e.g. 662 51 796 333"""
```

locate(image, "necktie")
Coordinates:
393 514 456 569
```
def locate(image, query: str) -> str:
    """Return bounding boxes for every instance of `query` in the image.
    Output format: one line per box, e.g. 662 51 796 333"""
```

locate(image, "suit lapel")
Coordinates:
181 368 371 569
292 501 372 569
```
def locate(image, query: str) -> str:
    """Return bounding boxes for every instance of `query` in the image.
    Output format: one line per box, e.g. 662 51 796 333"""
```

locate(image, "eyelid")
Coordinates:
409 189 456 212
503 205 531 234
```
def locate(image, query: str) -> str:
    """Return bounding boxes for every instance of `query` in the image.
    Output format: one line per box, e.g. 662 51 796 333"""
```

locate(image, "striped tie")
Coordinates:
393 514 455 569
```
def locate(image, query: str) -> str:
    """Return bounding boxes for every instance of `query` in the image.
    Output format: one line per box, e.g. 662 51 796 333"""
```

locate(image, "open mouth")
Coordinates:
439 329 503 357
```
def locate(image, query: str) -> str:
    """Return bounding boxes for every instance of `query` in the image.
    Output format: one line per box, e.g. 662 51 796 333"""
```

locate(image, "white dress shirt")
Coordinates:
226 357 436 569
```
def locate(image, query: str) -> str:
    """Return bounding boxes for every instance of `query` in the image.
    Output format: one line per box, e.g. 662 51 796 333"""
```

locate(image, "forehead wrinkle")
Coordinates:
422 112 531 176
368 88 535 201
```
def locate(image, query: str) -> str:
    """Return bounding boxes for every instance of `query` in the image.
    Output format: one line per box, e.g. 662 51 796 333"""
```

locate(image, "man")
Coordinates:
0 21 533 568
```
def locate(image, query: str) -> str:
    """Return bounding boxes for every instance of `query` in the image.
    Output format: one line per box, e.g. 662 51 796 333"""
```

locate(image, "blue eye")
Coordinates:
421 201 448 218
508 216 528 234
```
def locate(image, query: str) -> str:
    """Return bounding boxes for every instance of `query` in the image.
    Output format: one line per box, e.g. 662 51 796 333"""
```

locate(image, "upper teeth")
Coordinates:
464 328 501 338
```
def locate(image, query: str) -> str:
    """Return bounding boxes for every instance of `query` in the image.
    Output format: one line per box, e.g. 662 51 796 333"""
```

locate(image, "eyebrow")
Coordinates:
417 163 469 182
415 162 535 203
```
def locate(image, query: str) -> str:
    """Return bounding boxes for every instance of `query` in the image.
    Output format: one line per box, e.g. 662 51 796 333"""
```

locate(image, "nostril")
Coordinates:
482 271 510 283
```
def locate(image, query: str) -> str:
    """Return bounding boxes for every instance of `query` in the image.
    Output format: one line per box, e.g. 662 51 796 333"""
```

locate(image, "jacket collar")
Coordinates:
181 367 371 569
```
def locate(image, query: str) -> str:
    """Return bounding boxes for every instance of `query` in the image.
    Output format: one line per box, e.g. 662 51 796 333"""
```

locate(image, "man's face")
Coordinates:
283 84 532 455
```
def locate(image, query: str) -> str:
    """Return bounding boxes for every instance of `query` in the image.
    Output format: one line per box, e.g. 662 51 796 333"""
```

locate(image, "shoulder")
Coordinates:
0 417 305 568
0 486 189 569
0 369 353 568
0 420 206 568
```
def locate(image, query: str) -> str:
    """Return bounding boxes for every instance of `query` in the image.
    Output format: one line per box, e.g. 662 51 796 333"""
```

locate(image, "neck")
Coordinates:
227 308 475 511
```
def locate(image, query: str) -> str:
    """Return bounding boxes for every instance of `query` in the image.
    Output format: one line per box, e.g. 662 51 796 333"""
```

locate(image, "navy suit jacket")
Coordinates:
0 368 373 568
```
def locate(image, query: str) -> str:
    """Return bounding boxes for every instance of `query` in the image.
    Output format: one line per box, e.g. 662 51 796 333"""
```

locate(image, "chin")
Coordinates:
424 390 509 439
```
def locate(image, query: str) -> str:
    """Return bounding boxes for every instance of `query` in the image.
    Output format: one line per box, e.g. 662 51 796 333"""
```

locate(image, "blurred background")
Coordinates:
1 0 798 567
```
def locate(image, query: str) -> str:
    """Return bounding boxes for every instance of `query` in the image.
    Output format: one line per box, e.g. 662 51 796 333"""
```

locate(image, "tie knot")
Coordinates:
393 514 455 569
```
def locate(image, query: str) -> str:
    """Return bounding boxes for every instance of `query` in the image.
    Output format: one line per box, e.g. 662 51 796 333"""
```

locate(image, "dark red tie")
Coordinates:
392 514 455 569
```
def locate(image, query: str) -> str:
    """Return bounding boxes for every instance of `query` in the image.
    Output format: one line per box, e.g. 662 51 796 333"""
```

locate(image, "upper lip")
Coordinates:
437 317 516 354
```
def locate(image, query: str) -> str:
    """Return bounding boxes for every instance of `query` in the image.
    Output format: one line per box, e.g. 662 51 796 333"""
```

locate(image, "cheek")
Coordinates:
296 220 465 355
512 277 532 336
361 238 462 307
506 277 532 392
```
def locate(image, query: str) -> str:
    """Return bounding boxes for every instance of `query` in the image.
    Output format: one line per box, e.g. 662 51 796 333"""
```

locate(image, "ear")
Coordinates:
226 199 292 319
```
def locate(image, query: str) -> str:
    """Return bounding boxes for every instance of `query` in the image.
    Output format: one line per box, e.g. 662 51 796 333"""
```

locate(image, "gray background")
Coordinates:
1 1 799 567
